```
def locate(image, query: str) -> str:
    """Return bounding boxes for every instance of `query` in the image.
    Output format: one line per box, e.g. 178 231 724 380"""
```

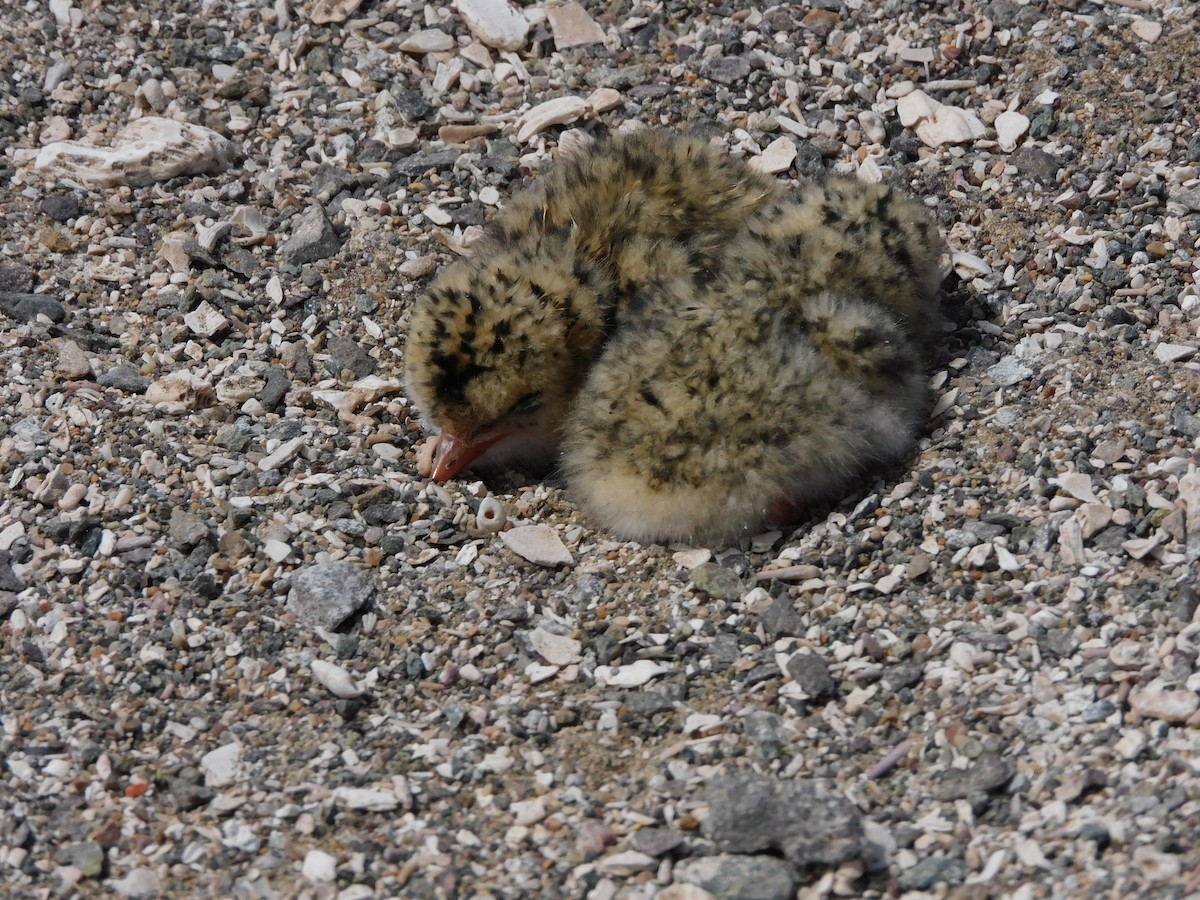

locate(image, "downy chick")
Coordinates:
404 130 944 544
405 130 780 478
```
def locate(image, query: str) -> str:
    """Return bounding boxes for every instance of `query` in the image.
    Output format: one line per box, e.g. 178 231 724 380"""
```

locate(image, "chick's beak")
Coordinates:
430 429 507 483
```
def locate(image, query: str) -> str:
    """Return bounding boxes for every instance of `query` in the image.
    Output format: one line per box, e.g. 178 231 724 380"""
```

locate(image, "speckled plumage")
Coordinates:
404 130 945 544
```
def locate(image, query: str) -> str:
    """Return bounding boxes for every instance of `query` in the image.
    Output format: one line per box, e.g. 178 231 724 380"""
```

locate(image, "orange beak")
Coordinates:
430 430 507 483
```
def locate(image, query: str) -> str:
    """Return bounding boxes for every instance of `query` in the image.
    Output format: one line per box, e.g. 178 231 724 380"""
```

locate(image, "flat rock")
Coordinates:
546 1 606 48
454 0 529 51
528 625 582 665
36 116 237 188
701 56 751 85
400 28 455 53
675 854 795 900
500 525 573 566
0 292 67 324
287 561 375 629
704 775 871 868
749 136 797 174
97 365 150 394
933 754 1014 799
986 356 1033 387
1154 343 1196 363
310 0 362 24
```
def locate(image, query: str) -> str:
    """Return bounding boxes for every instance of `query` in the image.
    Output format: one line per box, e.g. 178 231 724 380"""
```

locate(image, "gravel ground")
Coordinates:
3 1 1200 898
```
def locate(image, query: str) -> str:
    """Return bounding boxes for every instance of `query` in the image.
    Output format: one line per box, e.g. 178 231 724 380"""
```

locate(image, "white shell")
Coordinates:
311 659 365 699
476 496 507 533
516 96 590 143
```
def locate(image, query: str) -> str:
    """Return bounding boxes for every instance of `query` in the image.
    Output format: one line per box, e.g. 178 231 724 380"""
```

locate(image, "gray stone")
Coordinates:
287 561 375 629
759 594 802 637
54 841 105 878
743 709 787 759
1011 147 1060 185
281 205 342 265
676 854 794 900
0 550 25 593
168 509 211 548
260 367 291 410
704 775 867 868
629 826 684 857
0 264 33 292
897 856 968 891
786 652 836 700
986 356 1033 388
162 775 214 811
1038 627 1079 659
701 56 752 85
933 754 1014 800
691 563 742 601
97 365 150 394
325 334 377 379
41 194 82 221
0 292 67 323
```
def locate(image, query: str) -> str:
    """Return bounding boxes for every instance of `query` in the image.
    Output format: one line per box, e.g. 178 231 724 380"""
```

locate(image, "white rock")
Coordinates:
1122 534 1162 560
1129 682 1199 722
528 626 582 665
1154 343 1196 363
1115 728 1147 760
994 110 1029 152
951 251 991 279
895 90 987 147
259 436 305 472
1108 640 1144 669
145 372 215 410
587 87 623 113
594 659 671 688
110 868 161 898
511 798 547 825
36 116 237 188
302 849 338 883
1076 503 1113 539
516 96 590 142
400 29 456 53
183 300 229 339
200 741 241 787
311 0 362 24
215 373 265 404
263 539 291 563
749 136 797 174
478 186 501 205
673 548 712 569
49 0 73 28
422 204 453 226
597 850 656 875
1053 473 1100 504
312 660 365 699
159 234 190 273
1130 18 1163 44
546 1 606 48
333 787 398 811
500 525 574 567
454 0 530 51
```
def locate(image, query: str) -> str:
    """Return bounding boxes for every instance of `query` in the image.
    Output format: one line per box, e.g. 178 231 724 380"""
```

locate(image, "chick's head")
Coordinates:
405 241 610 481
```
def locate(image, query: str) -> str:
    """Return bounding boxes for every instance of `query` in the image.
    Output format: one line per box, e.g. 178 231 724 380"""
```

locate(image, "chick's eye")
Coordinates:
510 392 543 416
